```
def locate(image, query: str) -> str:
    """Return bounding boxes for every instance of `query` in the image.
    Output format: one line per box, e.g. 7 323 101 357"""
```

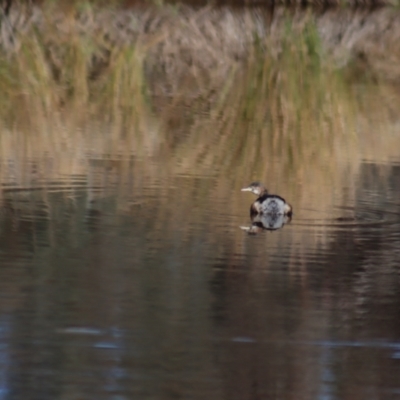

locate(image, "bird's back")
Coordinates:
252 194 289 215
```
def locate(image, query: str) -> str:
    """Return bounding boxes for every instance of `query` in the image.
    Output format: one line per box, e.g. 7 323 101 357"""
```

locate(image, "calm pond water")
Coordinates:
0 138 400 400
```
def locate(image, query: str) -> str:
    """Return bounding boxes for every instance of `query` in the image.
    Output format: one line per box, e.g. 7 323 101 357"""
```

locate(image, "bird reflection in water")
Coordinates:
240 213 292 234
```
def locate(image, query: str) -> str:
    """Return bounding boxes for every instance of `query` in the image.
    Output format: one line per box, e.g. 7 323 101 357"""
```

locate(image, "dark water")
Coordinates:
0 153 400 400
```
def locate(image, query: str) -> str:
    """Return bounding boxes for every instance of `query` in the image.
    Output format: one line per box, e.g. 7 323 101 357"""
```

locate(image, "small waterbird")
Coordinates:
241 182 293 217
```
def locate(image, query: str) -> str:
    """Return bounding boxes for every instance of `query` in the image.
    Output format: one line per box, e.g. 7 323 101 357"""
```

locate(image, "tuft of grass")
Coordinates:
0 2 152 135
172 16 356 185
94 45 150 125
0 33 61 129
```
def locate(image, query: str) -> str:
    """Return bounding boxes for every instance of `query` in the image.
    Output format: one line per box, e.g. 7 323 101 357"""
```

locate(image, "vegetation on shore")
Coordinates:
0 2 397 184
0 4 353 124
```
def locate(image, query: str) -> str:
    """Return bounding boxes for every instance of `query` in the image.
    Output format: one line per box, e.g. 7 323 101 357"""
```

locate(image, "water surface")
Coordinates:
0 139 399 400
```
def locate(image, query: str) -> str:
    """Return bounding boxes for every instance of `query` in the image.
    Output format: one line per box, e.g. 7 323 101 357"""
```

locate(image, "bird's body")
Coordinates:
241 182 293 217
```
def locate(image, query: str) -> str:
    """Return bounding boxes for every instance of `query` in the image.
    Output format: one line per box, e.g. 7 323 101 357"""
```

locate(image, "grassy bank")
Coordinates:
0 4 373 187
0 3 397 188
0 5 356 127
2 4 397 126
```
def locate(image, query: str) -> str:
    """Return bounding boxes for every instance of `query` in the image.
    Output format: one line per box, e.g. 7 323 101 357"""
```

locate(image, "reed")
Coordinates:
0 4 396 130
173 17 356 177
1 19 146 120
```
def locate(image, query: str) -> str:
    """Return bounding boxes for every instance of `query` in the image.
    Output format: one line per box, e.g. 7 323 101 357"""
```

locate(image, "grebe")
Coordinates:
241 182 293 217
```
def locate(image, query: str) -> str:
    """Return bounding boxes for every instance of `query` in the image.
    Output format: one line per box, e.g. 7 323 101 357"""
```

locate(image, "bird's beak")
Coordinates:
241 187 252 192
